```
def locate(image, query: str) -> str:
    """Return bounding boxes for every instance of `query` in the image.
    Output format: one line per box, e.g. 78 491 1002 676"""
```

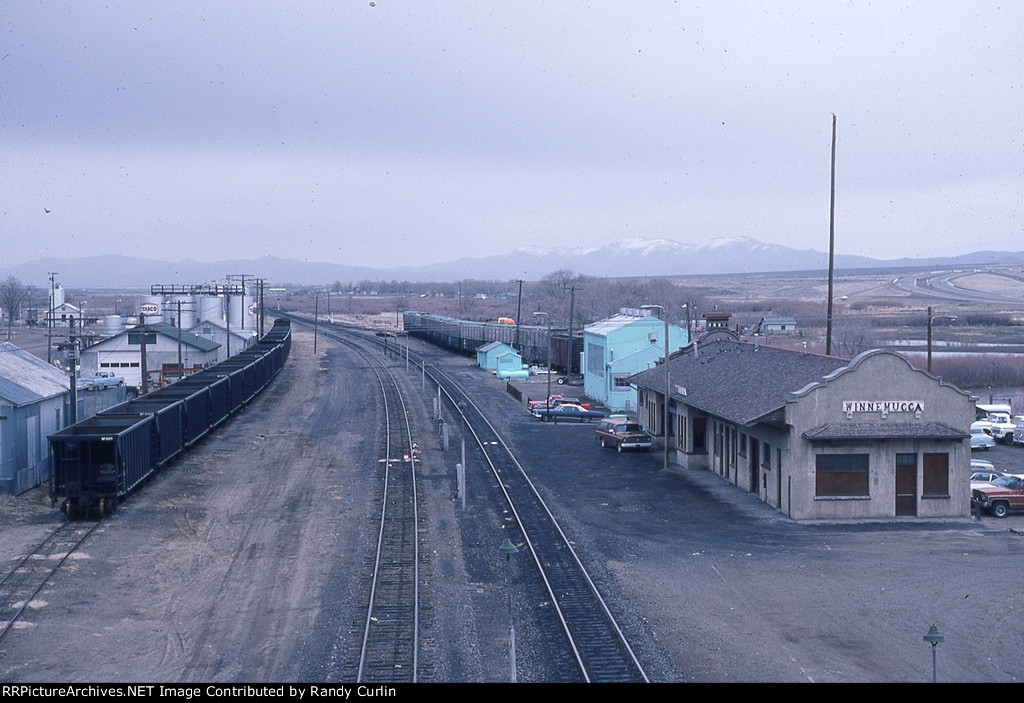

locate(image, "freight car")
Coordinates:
403 311 579 369
49 319 291 518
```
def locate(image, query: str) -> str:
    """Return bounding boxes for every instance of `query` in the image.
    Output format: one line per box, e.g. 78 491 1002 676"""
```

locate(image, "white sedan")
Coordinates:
971 425 996 451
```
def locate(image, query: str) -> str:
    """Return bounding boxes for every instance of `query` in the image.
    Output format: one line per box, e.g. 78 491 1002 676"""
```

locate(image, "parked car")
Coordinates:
971 425 996 451
595 418 653 452
974 412 1015 444
971 458 996 472
970 469 1004 490
527 395 591 411
972 474 1024 517
533 403 606 423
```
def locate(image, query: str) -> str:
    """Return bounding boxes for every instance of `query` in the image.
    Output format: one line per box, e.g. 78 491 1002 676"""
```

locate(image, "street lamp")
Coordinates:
923 624 943 682
499 537 519 683
533 312 552 407
927 307 957 373
641 305 671 472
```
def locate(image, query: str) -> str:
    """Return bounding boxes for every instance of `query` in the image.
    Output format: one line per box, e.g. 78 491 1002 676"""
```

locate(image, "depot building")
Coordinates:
630 340 974 520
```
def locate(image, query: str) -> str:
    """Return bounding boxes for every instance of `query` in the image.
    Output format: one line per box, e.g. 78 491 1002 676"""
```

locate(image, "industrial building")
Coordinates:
79 323 221 390
0 342 77 494
631 340 973 520
583 310 688 413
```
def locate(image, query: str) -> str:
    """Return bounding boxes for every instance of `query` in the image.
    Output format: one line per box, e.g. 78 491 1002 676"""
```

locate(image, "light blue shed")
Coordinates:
476 341 522 373
583 312 688 412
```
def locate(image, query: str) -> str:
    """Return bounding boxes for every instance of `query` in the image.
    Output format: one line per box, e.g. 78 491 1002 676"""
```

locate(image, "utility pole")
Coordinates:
139 313 149 395
514 279 524 349
567 286 577 377
47 272 58 364
826 113 837 356
68 317 78 424
177 299 184 380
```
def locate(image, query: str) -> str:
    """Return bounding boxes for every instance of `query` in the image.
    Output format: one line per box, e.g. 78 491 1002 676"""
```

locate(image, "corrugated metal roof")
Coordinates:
0 342 70 407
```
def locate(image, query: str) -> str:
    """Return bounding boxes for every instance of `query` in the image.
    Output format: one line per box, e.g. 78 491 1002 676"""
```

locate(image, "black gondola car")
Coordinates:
49 319 291 518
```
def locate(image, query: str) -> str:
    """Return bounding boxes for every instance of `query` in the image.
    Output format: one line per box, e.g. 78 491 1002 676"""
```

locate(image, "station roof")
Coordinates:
631 339 848 426
803 422 967 441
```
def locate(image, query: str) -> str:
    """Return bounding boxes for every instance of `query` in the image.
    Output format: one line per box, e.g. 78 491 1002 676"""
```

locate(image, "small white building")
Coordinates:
756 316 798 335
189 318 256 362
79 323 221 390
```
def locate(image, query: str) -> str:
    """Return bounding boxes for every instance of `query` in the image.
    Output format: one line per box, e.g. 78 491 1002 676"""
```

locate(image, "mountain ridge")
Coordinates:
4 238 1023 288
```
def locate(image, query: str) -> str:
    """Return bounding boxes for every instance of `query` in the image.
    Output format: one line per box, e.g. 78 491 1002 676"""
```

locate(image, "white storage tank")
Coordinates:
100 314 126 338
197 295 224 324
167 295 197 328
138 296 163 324
227 294 256 330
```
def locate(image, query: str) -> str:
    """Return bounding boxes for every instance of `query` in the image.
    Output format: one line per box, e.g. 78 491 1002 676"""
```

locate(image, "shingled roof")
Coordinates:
630 339 849 426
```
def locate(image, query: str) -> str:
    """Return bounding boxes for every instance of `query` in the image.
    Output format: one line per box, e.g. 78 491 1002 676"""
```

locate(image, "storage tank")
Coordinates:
227 294 256 330
197 295 224 324
168 295 197 328
100 314 126 338
138 296 163 324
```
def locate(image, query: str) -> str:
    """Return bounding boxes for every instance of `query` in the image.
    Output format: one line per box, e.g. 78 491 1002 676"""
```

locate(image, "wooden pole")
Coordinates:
826 114 837 356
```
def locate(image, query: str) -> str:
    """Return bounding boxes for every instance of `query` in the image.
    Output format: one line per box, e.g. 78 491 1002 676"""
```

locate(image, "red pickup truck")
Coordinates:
595 418 653 452
972 474 1024 518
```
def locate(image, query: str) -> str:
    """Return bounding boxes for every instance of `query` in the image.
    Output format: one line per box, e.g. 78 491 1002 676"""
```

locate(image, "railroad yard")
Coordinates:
0 325 1022 683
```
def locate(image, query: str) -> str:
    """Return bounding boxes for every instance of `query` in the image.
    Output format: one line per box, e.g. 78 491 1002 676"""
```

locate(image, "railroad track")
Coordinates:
282 313 648 682
0 521 99 642
315 326 423 683
430 364 649 683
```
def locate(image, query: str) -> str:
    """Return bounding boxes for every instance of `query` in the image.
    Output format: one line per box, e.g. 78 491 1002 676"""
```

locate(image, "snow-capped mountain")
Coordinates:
4 238 1023 288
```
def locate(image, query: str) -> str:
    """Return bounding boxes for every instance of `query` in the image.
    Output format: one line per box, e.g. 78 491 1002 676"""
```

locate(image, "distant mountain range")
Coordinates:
4 237 1024 289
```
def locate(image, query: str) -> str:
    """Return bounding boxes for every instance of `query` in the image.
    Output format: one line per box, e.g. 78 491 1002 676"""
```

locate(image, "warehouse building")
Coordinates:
79 323 221 391
631 340 973 520
0 342 77 494
583 310 688 413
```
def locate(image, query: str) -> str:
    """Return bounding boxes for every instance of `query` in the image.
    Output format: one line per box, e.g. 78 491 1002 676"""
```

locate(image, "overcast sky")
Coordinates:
2 2 1021 270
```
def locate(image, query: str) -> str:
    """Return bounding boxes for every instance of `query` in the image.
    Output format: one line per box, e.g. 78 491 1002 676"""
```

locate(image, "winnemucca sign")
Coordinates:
842 400 924 414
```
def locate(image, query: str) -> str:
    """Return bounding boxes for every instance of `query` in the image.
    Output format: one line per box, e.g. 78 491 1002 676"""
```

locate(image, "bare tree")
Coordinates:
0 275 30 340
831 314 875 358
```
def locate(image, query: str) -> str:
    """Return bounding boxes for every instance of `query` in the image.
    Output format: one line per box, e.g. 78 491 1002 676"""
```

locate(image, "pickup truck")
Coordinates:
595 418 653 452
974 412 1015 444
79 370 126 390
972 474 1024 518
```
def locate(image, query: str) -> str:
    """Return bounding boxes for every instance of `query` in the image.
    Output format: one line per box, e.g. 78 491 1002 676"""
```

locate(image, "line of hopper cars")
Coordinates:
49 319 292 519
402 311 581 373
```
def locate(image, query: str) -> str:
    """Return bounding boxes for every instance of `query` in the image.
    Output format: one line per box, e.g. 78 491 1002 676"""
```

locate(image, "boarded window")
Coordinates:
816 454 869 497
587 343 605 378
923 453 950 497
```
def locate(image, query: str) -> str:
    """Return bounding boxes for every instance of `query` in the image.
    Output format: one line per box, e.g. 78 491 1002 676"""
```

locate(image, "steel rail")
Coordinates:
0 521 100 642
324 330 421 683
280 313 647 682
431 364 649 682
